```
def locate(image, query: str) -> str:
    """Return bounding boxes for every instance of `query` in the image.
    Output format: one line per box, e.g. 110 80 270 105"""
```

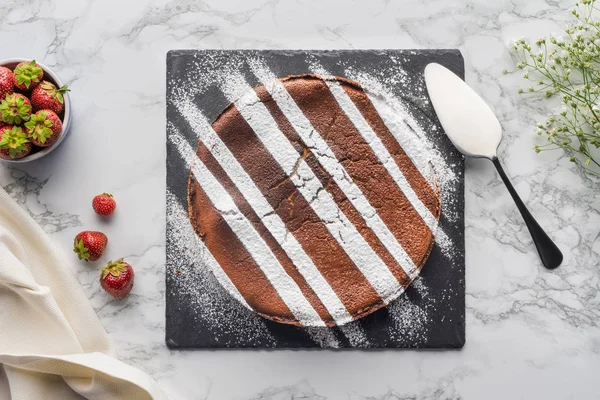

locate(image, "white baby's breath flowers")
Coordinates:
509 0 600 175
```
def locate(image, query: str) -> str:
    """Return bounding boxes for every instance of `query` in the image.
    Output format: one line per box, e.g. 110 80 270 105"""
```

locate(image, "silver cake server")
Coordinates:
424 63 563 269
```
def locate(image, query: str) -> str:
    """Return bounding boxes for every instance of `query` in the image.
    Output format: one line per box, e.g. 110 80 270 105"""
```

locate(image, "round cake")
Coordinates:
187 74 440 327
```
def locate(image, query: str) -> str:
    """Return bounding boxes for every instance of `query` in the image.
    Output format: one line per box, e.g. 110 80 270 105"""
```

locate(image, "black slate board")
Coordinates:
166 50 465 349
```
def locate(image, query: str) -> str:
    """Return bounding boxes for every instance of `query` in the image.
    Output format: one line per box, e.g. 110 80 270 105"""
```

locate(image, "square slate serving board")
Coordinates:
166 50 465 349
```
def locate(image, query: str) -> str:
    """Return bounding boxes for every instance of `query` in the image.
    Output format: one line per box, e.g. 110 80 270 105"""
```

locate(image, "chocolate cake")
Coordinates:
187 74 440 327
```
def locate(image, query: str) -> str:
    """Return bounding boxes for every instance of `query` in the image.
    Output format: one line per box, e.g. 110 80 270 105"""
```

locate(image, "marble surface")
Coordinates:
0 0 599 399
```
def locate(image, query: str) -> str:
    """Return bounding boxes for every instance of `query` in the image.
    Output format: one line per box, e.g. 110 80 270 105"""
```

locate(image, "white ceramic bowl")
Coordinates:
0 58 71 163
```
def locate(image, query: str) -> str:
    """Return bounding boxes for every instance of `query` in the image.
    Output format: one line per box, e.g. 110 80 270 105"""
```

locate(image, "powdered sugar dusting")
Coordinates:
166 190 277 347
168 188 344 346
247 58 420 280
170 97 354 326
303 327 341 348
166 50 464 348
343 64 461 225
218 72 407 305
387 278 433 345
308 58 460 260
340 323 371 348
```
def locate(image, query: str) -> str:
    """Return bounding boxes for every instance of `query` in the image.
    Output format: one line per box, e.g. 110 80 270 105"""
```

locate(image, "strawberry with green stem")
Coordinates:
13 60 43 91
25 109 62 147
0 126 32 160
0 67 14 100
30 81 70 114
73 231 107 262
0 93 32 125
100 259 134 299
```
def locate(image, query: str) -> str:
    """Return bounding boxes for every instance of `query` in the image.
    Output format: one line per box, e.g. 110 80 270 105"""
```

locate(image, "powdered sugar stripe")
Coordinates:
169 104 353 326
369 96 436 185
169 130 325 327
220 74 404 303
310 66 439 234
248 61 418 279
167 190 252 311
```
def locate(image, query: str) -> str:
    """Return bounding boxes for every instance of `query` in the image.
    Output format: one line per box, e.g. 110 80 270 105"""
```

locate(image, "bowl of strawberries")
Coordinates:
0 58 71 162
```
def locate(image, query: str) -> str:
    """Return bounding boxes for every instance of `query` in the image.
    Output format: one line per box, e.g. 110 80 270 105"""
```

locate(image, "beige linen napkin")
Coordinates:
0 187 167 400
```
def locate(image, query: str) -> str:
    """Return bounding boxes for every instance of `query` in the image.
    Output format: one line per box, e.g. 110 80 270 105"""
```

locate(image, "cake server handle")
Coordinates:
491 157 563 269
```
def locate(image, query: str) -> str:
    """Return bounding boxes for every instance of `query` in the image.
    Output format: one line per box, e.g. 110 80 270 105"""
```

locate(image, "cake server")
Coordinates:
424 63 563 269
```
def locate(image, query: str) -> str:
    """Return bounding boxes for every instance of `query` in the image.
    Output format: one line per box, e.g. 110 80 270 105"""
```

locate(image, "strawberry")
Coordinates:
100 259 134 299
30 81 70 114
0 67 14 100
0 93 32 125
92 193 116 216
73 231 107 262
25 109 62 147
0 126 32 160
13 60 44 91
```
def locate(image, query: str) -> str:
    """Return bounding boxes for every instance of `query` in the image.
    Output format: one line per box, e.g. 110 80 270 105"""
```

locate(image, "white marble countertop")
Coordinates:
1 0 599 399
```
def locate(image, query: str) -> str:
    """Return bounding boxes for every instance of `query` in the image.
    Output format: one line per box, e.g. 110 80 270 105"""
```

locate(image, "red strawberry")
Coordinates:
100 259 134 299
0 126 32 160
30 81 70 114
25 109 62 147
13 60 44 91
0 93 32 125
92 193 116 216
73 231 107 262
0 67 14 100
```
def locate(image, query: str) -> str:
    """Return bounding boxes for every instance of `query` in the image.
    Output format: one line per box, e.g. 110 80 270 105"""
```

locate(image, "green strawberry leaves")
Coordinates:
0 127 30 158
14 60 43 89
56 85 70 104
25 111 54 144
73 238 90 261
0 94 32 125
39 81 70 104
101 259 128 279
